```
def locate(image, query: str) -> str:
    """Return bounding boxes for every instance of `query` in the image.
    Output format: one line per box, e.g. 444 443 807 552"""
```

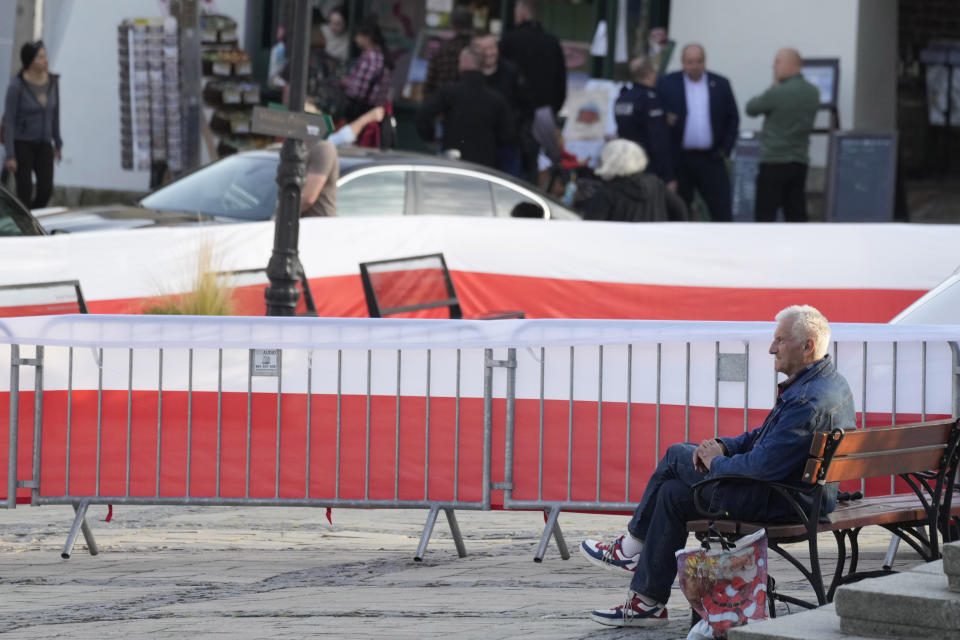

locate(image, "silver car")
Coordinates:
35 147 580 233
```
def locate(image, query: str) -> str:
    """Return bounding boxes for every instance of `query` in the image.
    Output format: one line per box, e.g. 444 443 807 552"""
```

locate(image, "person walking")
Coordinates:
614 56 674 188
3 40 62 208
746 48 820 222
656 44 738 221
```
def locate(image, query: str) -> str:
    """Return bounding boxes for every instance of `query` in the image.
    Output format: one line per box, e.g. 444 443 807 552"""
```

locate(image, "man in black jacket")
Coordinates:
499 0 565 115
656 44 739 221
472 32 532 177
499 0 567 183
415 46 513 169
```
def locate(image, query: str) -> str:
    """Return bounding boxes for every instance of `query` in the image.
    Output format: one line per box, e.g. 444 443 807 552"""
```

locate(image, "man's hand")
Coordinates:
692 439 725 473
666 180 678 192
666 111 678 126
54 149 62 163
3 158 16 172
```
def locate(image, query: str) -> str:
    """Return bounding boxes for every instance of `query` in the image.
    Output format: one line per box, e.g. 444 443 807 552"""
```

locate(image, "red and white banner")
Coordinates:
2 218 958 321
2 316 957 507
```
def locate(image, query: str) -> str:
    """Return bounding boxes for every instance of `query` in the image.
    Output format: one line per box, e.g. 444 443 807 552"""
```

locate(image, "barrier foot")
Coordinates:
62 501 99 559
534 506 569 562
882 534 901 571
414 505 441 562
443 508 467 558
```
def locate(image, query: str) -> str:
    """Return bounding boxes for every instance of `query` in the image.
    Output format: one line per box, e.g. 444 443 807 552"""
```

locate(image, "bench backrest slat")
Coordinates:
812 446 946 484
803 419 958 485
808 419 955 458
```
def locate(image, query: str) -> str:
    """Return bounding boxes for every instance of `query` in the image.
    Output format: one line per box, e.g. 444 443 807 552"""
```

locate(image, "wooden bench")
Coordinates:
687 418 960 612
359 253 524 319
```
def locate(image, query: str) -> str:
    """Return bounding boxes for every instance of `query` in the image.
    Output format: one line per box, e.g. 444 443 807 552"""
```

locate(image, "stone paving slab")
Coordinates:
0 505 921 638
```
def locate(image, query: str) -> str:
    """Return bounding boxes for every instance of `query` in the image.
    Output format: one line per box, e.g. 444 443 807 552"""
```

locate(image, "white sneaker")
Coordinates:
590 592 669 628
579 535 640 573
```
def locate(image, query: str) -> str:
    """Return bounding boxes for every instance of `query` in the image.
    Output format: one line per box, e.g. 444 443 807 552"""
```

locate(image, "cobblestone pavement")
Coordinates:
0 505 920 638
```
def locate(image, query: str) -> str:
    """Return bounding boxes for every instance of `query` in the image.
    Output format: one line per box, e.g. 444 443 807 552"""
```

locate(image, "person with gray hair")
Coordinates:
614 56 674 186
581 139 688 222
581 304 854 627
775 304 831 360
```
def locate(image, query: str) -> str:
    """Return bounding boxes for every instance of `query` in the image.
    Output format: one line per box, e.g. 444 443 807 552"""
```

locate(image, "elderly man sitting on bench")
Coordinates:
581 304 855 628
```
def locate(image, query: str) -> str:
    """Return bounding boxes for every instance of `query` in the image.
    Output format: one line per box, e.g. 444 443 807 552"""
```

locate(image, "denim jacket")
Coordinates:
706 355 855 520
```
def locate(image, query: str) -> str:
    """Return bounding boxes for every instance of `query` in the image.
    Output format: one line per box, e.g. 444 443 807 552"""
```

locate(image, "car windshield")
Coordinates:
0 187 44 235
141 155 280 221
892 277 960 324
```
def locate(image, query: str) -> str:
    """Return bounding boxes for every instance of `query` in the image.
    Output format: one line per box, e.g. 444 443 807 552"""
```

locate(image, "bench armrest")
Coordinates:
691 474 819 527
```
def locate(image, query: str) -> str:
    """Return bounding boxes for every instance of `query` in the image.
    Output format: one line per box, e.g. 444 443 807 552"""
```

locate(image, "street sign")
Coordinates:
251 106 333 141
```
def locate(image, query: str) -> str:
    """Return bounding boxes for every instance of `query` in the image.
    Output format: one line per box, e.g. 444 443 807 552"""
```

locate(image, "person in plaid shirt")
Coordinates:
423 7 474 99
342 18 392 120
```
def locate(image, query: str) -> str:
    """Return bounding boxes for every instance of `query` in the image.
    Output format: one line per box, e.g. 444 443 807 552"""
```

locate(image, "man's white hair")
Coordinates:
594 139 649 180
775 305 831 359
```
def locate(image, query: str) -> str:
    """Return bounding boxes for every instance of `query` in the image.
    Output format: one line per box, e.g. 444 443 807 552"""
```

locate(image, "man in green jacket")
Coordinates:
746 48 820 222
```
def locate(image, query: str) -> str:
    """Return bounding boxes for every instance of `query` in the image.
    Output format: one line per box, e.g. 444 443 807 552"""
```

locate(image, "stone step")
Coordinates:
833 567 960 639
727 604 848 639
729 559 959 640
945 540 960 592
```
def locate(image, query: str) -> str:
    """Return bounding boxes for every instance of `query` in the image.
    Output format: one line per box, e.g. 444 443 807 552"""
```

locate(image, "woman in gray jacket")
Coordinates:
3 41 62 208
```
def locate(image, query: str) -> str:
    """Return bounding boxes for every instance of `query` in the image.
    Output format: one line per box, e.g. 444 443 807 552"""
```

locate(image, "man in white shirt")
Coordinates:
656 44 740 221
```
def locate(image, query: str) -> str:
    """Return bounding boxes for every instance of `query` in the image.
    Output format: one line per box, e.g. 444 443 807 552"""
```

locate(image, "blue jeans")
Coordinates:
626 442 714 603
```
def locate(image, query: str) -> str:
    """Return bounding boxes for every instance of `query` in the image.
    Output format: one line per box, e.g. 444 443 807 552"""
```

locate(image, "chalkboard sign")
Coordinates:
826 131 898 222
731 136 762 222
801 58 840 108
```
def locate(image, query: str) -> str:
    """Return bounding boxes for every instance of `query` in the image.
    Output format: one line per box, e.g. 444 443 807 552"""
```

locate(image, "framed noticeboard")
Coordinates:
731 135 762 222
801 58 840 109
826 131 899 222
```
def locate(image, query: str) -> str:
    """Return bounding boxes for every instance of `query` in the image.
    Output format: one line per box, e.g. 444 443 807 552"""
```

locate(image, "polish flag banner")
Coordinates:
1 217 958 322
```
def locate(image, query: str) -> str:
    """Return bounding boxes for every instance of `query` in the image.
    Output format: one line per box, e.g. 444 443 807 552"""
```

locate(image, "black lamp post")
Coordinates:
265 0 311 316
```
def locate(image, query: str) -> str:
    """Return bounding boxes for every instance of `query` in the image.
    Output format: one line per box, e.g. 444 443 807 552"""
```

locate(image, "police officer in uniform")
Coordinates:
614 56 675 189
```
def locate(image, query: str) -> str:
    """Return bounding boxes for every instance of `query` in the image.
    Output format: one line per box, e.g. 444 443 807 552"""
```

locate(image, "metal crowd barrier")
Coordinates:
495 323 960 559
1 316 959 563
